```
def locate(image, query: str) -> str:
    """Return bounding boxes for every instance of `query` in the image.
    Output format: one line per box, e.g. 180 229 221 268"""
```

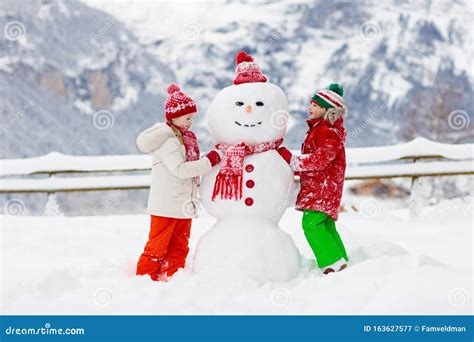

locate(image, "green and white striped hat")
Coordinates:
311 83 345 109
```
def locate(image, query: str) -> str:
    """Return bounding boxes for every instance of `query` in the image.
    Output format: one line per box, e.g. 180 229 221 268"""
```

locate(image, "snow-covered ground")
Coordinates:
1 198 472 315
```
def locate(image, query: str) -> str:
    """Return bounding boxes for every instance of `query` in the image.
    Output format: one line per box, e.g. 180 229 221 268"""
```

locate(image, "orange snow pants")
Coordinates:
136 215 192 281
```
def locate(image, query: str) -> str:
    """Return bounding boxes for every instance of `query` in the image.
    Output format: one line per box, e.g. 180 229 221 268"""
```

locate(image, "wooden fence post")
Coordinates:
409 157 424 218
44 173 63 216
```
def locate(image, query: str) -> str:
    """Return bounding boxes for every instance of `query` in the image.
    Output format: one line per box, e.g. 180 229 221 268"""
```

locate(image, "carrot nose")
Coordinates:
245 105 252 113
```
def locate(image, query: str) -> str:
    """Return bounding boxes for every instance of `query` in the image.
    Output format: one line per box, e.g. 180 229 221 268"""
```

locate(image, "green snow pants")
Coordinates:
302 210 349 268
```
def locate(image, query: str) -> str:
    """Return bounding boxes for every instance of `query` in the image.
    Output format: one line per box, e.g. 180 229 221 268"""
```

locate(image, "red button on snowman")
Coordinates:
195 52 301 284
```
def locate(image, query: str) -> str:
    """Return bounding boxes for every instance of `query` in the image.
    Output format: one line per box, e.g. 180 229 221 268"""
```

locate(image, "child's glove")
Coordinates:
206 150 222 167
277 147 293 165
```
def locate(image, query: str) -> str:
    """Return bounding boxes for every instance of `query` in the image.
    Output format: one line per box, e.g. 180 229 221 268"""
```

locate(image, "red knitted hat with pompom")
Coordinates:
165 84 197 120
233 51 267 85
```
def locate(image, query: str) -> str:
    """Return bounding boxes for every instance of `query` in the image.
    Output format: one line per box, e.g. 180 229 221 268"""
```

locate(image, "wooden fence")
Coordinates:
1 137 472 215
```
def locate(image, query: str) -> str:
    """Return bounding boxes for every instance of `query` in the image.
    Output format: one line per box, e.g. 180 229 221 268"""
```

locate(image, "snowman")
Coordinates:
194 51 301 284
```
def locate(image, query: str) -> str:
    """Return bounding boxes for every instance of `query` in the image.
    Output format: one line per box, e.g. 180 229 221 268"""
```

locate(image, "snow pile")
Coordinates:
1 198 472 315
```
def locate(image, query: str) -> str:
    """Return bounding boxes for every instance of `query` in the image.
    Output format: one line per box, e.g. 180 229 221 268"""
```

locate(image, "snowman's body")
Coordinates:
200 150 293 223
194 82 301 283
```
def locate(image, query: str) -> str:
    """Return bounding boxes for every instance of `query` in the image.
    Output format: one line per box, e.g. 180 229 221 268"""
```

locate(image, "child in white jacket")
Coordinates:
136 84 221 281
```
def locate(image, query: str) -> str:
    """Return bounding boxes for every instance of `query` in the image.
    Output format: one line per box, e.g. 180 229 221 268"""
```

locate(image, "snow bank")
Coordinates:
1 198 471 315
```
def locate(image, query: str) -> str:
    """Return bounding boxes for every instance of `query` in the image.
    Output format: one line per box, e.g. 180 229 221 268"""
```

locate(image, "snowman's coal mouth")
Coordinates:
234 121 262 128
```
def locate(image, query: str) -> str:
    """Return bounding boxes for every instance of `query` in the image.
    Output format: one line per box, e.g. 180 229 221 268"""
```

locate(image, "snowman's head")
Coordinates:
206 82 289 145
206 51 290 146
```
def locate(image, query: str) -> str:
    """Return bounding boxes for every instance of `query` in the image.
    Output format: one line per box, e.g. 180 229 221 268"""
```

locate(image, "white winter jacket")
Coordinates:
136 123 212 219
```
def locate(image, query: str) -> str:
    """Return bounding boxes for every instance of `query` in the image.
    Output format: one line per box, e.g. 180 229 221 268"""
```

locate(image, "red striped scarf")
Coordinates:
212 138 283 201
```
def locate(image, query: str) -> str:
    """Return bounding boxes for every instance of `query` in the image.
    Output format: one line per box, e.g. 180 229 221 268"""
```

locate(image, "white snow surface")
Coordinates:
1 198 472 315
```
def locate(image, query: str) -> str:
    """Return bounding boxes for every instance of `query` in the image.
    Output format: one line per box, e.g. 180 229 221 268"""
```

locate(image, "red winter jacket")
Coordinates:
293 117 347 221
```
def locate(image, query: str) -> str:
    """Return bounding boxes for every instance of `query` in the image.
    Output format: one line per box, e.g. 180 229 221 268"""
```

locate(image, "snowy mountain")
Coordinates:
85 0 473 149
1 0 472 159
0 0 174 158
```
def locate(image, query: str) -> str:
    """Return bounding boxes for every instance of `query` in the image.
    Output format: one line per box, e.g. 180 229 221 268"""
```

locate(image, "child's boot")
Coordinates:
322 258 347 275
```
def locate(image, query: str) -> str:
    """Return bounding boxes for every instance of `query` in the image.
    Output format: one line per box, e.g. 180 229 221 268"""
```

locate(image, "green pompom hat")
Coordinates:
311 83 345 109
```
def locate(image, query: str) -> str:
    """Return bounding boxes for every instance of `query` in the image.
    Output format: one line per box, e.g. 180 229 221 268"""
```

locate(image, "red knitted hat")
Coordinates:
233 51 267 85
165 84 197 120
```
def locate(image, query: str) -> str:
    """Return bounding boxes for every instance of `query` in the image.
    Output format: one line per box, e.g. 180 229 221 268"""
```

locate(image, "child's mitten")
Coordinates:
206 150 222 167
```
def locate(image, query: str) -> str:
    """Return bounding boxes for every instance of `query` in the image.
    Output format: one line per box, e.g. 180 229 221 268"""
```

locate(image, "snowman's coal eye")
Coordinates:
256 101 264 106
235 101 244 106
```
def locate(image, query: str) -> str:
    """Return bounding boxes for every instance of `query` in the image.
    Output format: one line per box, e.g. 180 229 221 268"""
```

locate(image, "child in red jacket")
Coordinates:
278 83 349 275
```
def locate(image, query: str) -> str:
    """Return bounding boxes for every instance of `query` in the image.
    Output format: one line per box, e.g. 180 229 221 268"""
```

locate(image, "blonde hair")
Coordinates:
169 122 184 145
324 107 347 124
